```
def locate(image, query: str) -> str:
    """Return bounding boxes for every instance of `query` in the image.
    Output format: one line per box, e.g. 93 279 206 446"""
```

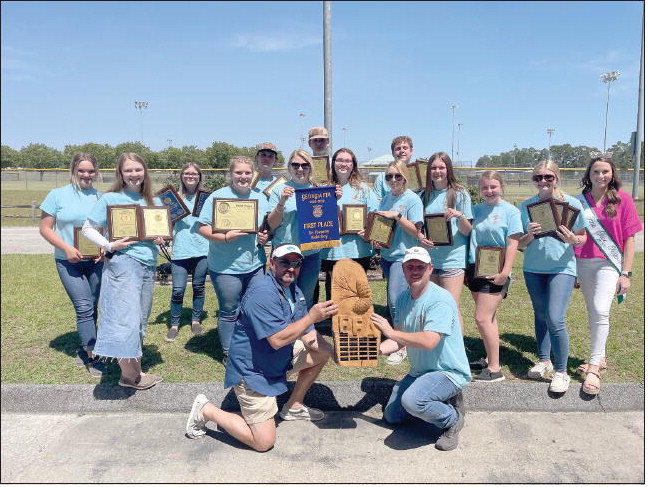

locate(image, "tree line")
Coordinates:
1 135 643 171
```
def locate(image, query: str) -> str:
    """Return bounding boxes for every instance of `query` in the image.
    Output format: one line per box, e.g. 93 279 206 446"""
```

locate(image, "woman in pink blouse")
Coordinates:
574 156 642 395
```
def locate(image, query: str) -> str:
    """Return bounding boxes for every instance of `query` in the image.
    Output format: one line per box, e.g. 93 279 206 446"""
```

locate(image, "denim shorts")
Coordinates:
431 267 464 278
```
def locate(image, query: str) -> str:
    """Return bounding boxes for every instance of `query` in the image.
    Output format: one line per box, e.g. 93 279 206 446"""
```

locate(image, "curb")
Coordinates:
2 380 643 414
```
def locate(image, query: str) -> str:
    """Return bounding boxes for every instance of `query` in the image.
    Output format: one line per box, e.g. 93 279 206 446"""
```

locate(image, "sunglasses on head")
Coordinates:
276 258 303 268
385 173 403 181
532 174 556 182
291 162 311 170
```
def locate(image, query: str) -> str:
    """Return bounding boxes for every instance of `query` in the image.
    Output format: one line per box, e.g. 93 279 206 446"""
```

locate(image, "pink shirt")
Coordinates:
574 189 643 260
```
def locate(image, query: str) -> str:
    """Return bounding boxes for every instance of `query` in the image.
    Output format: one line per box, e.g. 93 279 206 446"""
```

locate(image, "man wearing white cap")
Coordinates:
185 243 338 452
371 246 471 451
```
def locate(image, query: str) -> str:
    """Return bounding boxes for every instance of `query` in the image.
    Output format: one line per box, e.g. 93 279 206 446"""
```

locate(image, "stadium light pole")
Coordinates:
450 104 458 159
601 71 621 151
367 147 373 162
342 127 348 147
456 123 463 164
546 128 555 160
298 112 306 148
134 101 148 144
513 144 518 166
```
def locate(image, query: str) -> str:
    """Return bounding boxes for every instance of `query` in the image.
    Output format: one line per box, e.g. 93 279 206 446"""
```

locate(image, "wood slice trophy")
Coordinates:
331 258 380 367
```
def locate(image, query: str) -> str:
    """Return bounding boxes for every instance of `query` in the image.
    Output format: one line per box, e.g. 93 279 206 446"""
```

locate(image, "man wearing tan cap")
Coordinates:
254 142 279 197
308 126 330 156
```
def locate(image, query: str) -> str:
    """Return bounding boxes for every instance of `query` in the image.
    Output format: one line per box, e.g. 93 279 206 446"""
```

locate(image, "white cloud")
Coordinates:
229 33 320 52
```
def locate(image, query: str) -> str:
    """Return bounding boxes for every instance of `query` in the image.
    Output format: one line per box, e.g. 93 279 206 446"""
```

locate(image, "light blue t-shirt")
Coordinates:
372 173 391 201
519 194 586 276
468 200 523 264
268 180 321 257
394 283 471 388
87 190 160 267
378 189 424 262
197 186 268 274
253 176 275 200
423 188 473 269
39 183 102 260
171 193 209 260
321 182 378 261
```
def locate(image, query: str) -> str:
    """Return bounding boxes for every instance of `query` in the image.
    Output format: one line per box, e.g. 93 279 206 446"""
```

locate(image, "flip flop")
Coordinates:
582 367 601 395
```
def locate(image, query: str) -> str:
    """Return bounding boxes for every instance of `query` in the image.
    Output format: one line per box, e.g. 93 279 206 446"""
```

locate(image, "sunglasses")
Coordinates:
532 174 556 182
276 258 303 268
385 174 404 181
291 163 311 170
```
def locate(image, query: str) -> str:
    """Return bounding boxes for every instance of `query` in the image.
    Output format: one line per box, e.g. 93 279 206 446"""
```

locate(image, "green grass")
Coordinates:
1 253 643 384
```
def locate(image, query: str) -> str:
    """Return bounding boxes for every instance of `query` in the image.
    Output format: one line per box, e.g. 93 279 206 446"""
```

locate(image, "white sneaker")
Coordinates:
527 362 554 380
279 404 325 421
386 348 407 365
185 394 210 439
549 372 571 393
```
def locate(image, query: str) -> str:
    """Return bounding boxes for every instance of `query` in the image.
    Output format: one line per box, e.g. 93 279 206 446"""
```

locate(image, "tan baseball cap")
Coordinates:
256 142 278 154
308 126 329 140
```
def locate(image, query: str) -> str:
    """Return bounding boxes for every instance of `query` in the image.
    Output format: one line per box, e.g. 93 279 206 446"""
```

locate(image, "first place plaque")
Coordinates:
141 206 173 241
192 190 213 217
475 245 505 278
527 198 559 238
107 204 140 241
262 175 288 198
74 226 102 258
155 185 190 223
364 212 395 247
213 198 259 233
341 204 367 234
424 213 452 246
558 202 580 230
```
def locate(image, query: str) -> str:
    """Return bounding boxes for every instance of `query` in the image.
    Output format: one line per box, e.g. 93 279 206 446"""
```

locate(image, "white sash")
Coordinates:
576 193 623 274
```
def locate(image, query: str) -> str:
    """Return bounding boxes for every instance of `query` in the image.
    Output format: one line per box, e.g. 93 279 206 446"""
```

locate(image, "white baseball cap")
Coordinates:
272 244 303 259
402 246 432 265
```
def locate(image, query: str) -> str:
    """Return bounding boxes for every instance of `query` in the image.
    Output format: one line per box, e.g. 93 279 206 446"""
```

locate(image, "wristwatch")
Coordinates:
621 271 632 278
395 212 402 221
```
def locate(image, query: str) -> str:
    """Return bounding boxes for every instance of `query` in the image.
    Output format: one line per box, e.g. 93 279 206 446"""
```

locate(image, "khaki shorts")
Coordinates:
234 340 310 424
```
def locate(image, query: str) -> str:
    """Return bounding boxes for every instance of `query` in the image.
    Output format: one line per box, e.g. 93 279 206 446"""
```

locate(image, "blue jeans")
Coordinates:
94 253 155 359
170 256 208 326
210 266 264 352
296 252 322 309
55 258 103 351
380 258 408 320
384 372 461 430
523 271 575 372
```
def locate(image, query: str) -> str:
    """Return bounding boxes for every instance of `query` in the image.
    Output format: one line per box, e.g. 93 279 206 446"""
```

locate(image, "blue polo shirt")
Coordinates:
224 272 313 396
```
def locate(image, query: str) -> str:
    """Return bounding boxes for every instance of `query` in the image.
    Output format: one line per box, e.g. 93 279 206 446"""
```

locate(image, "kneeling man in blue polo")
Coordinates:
371 246 471 451
185 243 338 452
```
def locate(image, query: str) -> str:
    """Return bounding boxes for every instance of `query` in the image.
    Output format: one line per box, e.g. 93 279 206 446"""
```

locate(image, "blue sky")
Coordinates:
1 1 643 165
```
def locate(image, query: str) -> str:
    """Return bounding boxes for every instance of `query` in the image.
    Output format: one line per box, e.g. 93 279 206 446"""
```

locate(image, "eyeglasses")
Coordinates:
532 174 556 182
183 172 200 177
276 258 303 268
291 163 311 170
385 174 404 181
335 158 353 164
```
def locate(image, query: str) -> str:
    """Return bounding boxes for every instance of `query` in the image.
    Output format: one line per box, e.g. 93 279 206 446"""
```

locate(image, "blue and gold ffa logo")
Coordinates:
313 205 323 218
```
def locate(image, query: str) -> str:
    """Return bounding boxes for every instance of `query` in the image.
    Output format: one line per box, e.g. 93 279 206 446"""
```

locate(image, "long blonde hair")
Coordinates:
532 160 564 200
109 152 154 205
69 153 98 189
287 149 315 185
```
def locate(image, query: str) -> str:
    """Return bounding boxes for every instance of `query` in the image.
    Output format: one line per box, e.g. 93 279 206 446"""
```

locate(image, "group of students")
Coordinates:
40 131 641 400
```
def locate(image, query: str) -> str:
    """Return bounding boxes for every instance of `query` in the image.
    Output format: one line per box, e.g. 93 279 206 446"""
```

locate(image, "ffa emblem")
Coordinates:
313 205 323 218
218 202 230 214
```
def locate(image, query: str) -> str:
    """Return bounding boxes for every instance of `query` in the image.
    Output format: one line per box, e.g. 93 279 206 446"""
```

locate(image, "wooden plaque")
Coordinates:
475 245 505 278
155 185 190 223
405 161 423 192
140 206 173 241
192 190 212 217
416 158 430 192
107 204 140 241
311 155 330 184
262 175 288 198
424 213 453 246
364 212 395 247
556 202 580 230
73 226 102 258
212 198 259 233
527 198 559 238
250 170 261 190
341 204 367 234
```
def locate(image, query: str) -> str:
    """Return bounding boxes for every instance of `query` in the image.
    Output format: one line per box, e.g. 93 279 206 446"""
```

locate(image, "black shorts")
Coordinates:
465 264 510 297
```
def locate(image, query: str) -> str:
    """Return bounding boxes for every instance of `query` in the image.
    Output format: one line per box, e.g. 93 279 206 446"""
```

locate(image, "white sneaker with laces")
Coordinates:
549 372 571 393
185 394 210 438
527 362 554 379
279 405 324 421
386 348 407 365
